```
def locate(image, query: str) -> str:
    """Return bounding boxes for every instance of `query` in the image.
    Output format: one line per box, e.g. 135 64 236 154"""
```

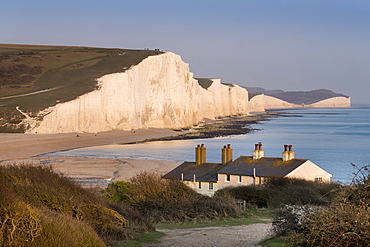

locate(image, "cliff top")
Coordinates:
0 44 163 132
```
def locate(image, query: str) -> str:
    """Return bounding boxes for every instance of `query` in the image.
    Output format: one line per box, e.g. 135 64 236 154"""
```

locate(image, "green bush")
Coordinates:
104 181 133 203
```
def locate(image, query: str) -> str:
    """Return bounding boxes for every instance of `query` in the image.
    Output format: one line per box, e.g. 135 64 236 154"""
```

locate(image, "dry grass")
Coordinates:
103 172 242 223
279 165 370 246
0 163 145 246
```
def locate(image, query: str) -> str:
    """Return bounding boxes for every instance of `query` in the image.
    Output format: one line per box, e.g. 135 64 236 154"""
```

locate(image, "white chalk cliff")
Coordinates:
305 97 351 108
29 52 350 134
30 52 250 134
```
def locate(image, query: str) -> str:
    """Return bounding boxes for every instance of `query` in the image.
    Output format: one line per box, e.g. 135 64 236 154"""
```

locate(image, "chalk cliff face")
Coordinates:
30 53 250 134
248 94 351 110
305 97 351 108
199 79 250 119
28 51 350 134
249 95 298 110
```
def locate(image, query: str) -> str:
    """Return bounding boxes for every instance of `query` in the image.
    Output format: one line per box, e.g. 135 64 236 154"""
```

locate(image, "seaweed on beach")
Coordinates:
123 112 282 144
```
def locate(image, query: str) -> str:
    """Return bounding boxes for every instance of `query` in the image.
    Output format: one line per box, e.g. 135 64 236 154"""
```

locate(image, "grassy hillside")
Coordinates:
0 44 163 132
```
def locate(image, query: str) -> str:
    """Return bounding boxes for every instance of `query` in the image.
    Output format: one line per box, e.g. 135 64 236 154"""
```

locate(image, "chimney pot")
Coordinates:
255 143 259 150
200 144 206 164
282 144 294 161
227 144 231 149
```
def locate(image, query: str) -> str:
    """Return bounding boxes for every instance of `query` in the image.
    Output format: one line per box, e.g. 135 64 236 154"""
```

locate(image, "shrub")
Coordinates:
286 165 370 246
104 181 133 203
103 172 241 223
215 185 273 208
0 187 42 246
0 164 134 246
287 203 370 246
216 177 341 209
268 185 327 208
271 205 322 237
32 209 105 247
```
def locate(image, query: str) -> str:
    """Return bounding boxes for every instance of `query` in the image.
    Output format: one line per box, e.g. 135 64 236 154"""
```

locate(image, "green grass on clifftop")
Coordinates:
0 44 163 132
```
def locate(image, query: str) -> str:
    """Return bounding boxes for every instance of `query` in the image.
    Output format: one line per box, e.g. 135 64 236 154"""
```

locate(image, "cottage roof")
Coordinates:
162 161 225 182
218 156 308 177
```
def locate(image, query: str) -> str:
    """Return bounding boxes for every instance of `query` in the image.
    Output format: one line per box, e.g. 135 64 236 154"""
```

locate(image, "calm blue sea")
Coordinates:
44 105 370 184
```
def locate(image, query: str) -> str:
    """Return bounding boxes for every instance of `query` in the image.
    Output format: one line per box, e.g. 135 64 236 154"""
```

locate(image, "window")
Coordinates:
199 182 202 189
209 182 214 190
238 175 242 183
315 177 323 183
226 174 230 182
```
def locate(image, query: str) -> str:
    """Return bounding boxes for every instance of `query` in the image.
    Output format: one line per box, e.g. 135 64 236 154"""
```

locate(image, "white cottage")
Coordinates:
163 143 332 195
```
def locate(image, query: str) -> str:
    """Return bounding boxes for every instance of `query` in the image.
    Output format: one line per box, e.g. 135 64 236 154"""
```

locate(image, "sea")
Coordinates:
43 105 370 184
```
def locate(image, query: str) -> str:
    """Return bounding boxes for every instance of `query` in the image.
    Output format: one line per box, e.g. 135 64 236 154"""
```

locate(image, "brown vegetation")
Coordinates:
0 164 151 246
284 165 370 246
216 177 341 209
103 172 242 223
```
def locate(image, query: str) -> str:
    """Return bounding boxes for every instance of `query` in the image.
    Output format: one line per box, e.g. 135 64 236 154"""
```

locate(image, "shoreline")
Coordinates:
122 111 283 144
0 112 280 182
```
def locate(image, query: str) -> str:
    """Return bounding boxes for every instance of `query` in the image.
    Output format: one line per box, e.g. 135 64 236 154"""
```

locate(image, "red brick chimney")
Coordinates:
253 142 264 160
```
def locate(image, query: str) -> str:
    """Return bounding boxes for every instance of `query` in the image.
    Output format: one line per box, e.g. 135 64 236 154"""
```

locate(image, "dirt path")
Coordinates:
145 223 272 247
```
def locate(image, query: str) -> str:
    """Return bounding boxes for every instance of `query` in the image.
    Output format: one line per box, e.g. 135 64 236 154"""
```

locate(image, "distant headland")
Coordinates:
0 44 350 133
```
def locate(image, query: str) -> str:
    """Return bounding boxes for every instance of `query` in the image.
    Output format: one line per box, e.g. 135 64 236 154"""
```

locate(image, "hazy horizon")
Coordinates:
2 0 370 104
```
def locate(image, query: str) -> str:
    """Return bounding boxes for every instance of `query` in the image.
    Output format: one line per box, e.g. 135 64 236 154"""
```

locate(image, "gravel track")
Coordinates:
145 223 272 247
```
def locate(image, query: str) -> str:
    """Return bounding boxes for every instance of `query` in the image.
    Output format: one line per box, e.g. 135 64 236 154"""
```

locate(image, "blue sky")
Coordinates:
2 0 370 103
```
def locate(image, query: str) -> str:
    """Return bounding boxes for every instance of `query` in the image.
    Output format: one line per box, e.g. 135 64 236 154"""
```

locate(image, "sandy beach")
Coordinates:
0 128 182 182
0 114 272 183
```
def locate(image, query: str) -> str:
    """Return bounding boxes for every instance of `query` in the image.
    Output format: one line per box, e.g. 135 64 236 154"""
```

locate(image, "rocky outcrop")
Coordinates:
29 53 250 134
